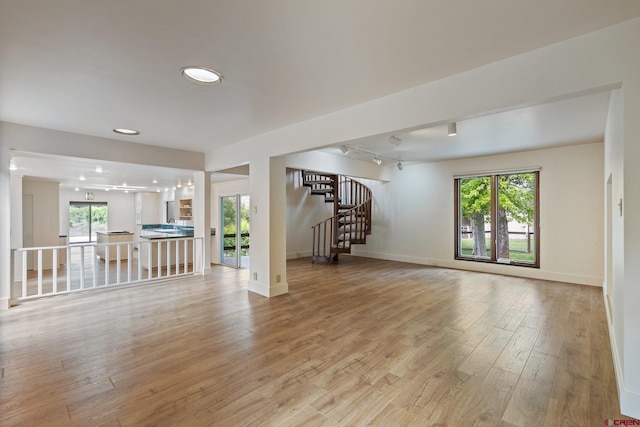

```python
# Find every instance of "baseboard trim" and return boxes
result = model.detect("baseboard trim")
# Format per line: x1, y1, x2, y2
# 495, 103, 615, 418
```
603, 288, 640, 419
287, 250, 312, 260
349, 249, 602, 287
248, 280, 288, 298
0, 297, 10, 310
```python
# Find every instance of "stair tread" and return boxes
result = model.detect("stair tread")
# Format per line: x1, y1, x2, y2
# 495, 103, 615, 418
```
339, 216, 367, 222
305, 180, 334, 185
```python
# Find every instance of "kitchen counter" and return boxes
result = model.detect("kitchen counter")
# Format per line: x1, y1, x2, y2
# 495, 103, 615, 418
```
139, 234, 194, 270
96, 231, 134, 262
140, 231, 192, 239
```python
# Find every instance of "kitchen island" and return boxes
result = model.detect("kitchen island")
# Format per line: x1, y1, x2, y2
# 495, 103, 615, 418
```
96, 231, 134, 262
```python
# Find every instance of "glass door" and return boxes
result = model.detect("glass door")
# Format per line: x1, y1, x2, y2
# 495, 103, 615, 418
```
69, 202, 108, 243
221, 195, 250, 268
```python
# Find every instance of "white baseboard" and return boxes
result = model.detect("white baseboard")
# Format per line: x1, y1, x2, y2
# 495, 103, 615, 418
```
248, 280, 288, 298
287, 250, 312, 260
0, 297, 10, 310
349, 249, 603, 287
603, 288, 640, 419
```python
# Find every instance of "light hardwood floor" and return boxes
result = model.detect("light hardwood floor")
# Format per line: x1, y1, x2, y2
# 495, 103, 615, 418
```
0, 256, 631, 426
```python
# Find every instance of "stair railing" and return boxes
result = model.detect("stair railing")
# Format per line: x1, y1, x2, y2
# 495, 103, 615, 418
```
309, 174, 372, 262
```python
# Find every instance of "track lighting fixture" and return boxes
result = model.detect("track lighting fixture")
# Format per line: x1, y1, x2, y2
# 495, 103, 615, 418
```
339, 144, 404, 170
448, 122, 457, 136
388, 135, 401, 146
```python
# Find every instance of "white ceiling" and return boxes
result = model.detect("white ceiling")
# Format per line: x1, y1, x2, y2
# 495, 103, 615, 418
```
326, 91, 612, 166
1, 1, 637, 187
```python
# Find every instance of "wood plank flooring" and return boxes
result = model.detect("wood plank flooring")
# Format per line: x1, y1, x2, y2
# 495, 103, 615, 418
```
0, 255, 631, 426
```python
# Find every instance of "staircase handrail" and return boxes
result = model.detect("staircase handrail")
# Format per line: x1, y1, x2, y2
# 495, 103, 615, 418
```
308, 172, 372, 262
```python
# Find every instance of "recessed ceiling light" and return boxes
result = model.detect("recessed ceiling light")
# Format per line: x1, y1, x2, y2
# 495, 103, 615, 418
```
95, 166, 103, 173
152, 179, 158, 184
79, 175, 86, 181
105, 188, 110, 192
181, 66, 222, 85
74, 187, 79, 191
113, 128, 139, 136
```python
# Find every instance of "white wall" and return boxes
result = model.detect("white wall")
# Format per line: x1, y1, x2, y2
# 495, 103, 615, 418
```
59, 188, 135, 235
22, 178, 60, 269
351, 143, 604, 285
605, 89, 625, 375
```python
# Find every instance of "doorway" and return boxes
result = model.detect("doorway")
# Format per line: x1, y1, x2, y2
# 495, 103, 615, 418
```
69, 202, 108, 243
221, 194, 250, 268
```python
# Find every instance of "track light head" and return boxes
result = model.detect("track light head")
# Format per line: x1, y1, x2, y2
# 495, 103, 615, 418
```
389, 135, 401, 146
448, 122, 457, 136
397, 162, 404, 170
373, 157, 382, 165
340, 145, 351, 155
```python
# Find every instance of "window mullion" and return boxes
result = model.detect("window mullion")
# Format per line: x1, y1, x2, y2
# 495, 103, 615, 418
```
490, 174, 498, 262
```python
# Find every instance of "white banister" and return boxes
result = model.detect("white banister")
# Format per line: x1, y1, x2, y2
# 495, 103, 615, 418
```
52, 249, 58, 294
93, 246, 98, 288
116, 244, 121, 285
80, 245, 86, 289
127, 244, 132, 283
21, 250, 27, 297
10, 237, 202, 304
37, 250, 43, 295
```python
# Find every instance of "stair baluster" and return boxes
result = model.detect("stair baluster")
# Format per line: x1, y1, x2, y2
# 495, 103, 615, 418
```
302, 170, 372, 263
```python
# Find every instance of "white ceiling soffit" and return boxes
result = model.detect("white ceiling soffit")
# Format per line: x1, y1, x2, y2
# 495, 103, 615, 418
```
1, 1, 639, 154
10, 152, 198, 191
325, 91, 611, 165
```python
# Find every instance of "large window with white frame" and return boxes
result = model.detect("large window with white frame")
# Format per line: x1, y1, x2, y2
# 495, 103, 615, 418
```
454, 170, 539, 267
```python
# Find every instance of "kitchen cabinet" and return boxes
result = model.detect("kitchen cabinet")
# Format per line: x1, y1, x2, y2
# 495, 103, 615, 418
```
179, 198, 192, 220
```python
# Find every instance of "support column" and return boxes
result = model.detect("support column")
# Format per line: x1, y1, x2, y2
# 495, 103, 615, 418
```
248, 156, 288, 297
0, 146, 11, 309
193, 171, 212, 275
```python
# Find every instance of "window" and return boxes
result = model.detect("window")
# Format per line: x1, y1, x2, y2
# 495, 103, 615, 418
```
455, 171, 539, 267
69, 202, 108, 243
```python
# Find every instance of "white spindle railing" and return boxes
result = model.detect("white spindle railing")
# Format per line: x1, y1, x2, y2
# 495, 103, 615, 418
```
10, 237, 203, 303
